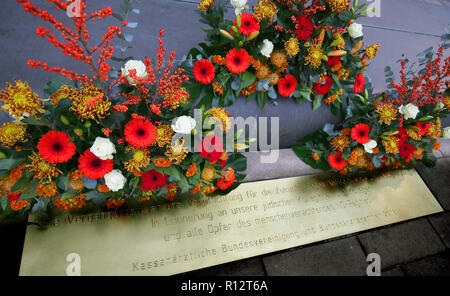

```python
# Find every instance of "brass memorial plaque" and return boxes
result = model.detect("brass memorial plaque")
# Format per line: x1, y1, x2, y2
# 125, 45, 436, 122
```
19, 169, 442, 275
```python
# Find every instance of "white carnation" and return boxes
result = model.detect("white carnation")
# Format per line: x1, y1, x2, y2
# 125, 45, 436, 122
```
348, 22, 363, 38
121, 60, 148, 85
398, 103, 420, 120
90, 137, 116, 160
171, 116, 196, 134
104, 170, 126, 192
443, 127, 450, 139
260, 39, 274, 58
363, 139, 378, 154
231, 0, 248, 15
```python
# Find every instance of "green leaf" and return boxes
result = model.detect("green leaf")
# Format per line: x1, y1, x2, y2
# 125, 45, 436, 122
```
240, 72, 256, 90
161, 166, 181, 180
11, 174, 32, 192
19, 180, 39, 200
0, 159, 25, 170
61, 192, 76, 201
312, 94, 323, 111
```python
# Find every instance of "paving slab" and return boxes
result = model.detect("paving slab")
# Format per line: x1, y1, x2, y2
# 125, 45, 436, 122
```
187, 257, 266, 276
416, 157, 450, 211
428, 212, 450, 249
401, 250, 450, 276
437, 139, 450, 158
358, 218, 446, 269
262, 237, 367, 276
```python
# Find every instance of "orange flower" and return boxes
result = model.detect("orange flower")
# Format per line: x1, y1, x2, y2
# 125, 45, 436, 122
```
97, 184, 110, 192
186, 163, 197, 177
203, 186, 217, 194
35, 182, 59, 197
153, 157, 172, 167
105, 198, 125, 210
340, 128, 351, 136
212, 55, 226, 65
70, 169, 83, 181
191, 184, 203, 194
312, 152, 320, 161
433, 141, 441, 151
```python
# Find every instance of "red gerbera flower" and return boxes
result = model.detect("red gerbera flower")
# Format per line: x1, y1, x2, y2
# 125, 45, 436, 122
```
295, 15, 314, 40
198, 134, 224, 163
141, 169, 167, 191
234, 13, 260, 36
193, 59, 215, 84
124, 119, 157, 148
327, 56, 341, 67
78, 149, 113, 179
399, 142, 415, 163
353, 72, 365, 93
278, 74, 298, 97
37, 130, 76, 163
328, 151, 348, 171
396, 128, 408, 144
225, 48, 250, 74
415, 121, 431, 136
351, 123, 371, 144
313, 76, 333, 95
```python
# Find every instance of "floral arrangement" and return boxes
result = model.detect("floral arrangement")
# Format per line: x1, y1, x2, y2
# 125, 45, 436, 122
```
183, 0, 378, 111
0, 0, 247, 220
292, 42, 449, 174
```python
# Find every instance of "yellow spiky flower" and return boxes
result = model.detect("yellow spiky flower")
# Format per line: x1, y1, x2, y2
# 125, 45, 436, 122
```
163, 87, 189, 110
256, 63, 271, 79
326, 0, 351, 13
426, 119, 442, 138
49, 84, 74, 105
382, 137, 400, 154
406, 128, 422, 141
156, 124, 174, 147
198, 0, 215, 11
365, 43, 380, 60
271, 50, 288, 68
165, 139, 188, 165
253, 0, 278, 22
332, 32, 345, 49
304, 43, 323, 69
123, 145, 151, 176
268, 72, 280, 86
27, 152, 61, 180
284, 37, 300, 57
376, 104, 398, 125
205, 107, 231, 132
0, 79, 44, 120
0, 122, 26, 148
70, 84, 111, 122
444, 96, 450, 111
331, 135, 350, 151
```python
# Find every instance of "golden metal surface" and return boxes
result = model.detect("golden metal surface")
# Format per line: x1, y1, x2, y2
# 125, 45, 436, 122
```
19, 169, 442, 275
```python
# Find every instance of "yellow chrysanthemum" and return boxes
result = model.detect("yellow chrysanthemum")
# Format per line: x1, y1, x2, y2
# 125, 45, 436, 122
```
256, 63, 271, 79
382, 137, 400, 154
0, 122, 26, 148
198, 0, 215, 11
123, 145, 151, 176
406, 128, 422, 141
253, 0, 278, 22
426, 119, 442, 138
165, 139, 188, 165
70, 84, 111, 122
49, 84, 74, 105
27, 152, 60, 180
365, 43, 380, 60
444, 96, 450, 111
326, 0, 351, 13
156, 124, 174, 147
304, 43, 323, 69
68, 179, 84, 192
284, 37, 300, 57
201, 166, 216, 182
0, 79, 44, 119
205, 107, 231, 132
268, 72, 280, 86
376, 104, 397, 125
271, 50, 288, 68
331, 135, 350, 151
